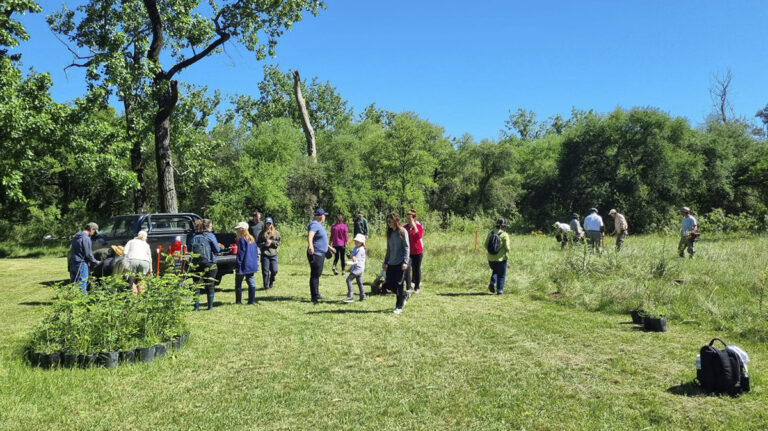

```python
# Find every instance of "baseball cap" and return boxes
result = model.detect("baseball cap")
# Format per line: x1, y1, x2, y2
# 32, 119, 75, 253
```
265, 217, 274, 224
314, 208, 329, 216
85, 222, 99, 232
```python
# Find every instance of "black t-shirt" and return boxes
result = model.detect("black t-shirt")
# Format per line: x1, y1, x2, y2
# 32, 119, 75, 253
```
248, 220, 264, 241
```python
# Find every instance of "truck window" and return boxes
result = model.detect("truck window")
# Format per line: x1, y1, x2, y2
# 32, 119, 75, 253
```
149, 216, 192, 232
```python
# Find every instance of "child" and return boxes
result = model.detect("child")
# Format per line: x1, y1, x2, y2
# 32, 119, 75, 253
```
343, 234, 367, 302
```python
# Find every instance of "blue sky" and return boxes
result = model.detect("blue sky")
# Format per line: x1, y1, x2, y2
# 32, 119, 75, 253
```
12, 0, 768, 140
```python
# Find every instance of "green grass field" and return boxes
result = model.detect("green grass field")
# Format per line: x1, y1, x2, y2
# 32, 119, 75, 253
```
1, 233, 767, 430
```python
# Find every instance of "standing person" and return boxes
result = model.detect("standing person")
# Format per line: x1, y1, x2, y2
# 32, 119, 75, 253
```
343, 234, 368, 303
248, 210, 264, 246
569, 213, 584, 244
383, 212, 410, 314
123, 230, 153, 294
191, 219, 220, 311
330, 214, 349, 275
583, 208, 604, 254
258, 217, 281, 290
307, 208, 335, 303
552, 222, 571, 250
609, 209, 629, 251
678, 206, 698, 258
403, 208, 424, 293
353, 210, 369, 238
485, 218, 511, 295
234, 222, 258, 305
68, 222, 100, 295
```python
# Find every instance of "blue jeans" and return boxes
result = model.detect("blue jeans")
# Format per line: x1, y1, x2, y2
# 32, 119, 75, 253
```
488, 260, 507, 293
235, 273, 256, 304
261, 255, 278, 289
70, 262, 89, 295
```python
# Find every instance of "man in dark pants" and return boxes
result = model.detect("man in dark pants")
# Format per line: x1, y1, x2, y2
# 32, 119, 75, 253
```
307, 208, 335, 303
353, 210, 369, 238
69, 222, 101, 295
609, 209, 629, 251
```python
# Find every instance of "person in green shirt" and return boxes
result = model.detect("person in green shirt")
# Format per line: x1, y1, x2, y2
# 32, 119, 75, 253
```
484, 218, 511, 295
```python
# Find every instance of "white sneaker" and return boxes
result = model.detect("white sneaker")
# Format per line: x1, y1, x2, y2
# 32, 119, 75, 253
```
393, 308, 403, 314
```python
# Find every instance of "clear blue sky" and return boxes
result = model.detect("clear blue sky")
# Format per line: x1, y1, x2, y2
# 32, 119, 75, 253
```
12, 0, 768, 140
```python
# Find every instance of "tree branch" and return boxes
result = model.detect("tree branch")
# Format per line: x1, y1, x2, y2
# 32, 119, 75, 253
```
143, 0, 164, 63
163, 32, 231, 81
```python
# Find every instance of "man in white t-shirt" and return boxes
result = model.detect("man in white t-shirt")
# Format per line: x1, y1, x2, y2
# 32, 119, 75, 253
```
552, 222, 571, 250
583, 208, 604, 254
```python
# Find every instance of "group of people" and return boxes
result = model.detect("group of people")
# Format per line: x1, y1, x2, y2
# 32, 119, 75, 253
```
306, 209, 424, 314
68, 222, 155, 295
553, 208, 629, 253
191, 213, 282, 311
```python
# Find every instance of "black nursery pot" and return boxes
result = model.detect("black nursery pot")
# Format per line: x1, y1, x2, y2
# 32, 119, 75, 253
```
171, 337, 182, 351
27, 349, 40, 367
41, 351, 61, 369
100, 351, 119, 368
630, 310, 645, 324
119, 349, 135, 365
154, 343, 168, 358
137, 346, 155, 363
643, 316, 667, 332
81, 353, 98, 368
62, 352, 80, 368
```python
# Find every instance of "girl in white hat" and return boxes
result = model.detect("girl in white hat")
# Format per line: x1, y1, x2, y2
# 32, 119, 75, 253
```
343, 234, 367, 302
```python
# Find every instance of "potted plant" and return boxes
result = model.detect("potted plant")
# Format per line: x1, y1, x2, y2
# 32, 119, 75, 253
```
643, 306, 668, 332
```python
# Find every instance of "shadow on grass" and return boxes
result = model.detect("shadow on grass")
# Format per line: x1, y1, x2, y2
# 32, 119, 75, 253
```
306, 309, 390, 315
667, 381, 705, 397
39, 279, 70, 287
256, 296, 294, 302
436, 292, 489, 297
18, 301, 54, 306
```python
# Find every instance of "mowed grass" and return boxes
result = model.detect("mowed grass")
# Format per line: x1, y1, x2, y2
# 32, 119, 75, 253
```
1, 233, 767, 430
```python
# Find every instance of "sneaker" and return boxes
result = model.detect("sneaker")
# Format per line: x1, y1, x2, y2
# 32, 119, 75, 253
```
414, 288, 420, 294
332, 266, 338, 275
393, 308, 402, 314
496, 291, 503, 295
317, 294, 326, 300
359, 295, 366, 301
342, 297, 354, 303
489, 285, 496, 293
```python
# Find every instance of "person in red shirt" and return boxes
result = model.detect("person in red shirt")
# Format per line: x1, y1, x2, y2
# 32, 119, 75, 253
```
403, 208, 424, 293
330, 214, 349, 275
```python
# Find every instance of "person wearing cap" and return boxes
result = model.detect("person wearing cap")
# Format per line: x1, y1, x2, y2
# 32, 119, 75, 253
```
68, 222, 100, 295
552, 221, 571, 250
123, 230, 153, 294
330, 214, 349, 276
403, 208, 425, 293
678, 206, 698, 258
383, 212, 410, 313
353, 210, 369, 238
307, 208, 335, 303
248, 210, 264, 244
569, 213, 584, 244
609, 209, 629, 251
485, 218, 511, 295
343, 233, 368, 302
258, 217, 281, 290
234, 222, 259, 304
583, 208, 604, 254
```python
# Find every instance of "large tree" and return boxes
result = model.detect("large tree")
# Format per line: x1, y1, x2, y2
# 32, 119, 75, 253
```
50, 0, 324, 213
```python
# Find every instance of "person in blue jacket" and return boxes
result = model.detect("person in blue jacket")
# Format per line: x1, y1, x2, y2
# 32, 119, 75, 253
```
192, 218, 220, 311
234, 221, 259, 304
68, 222, 101, 295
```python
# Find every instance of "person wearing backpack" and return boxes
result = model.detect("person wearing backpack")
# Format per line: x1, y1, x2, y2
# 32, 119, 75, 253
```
234, 222, 258, 305
191, 218, 220, 311
258, 217, 280, 290
485, 218, 510, 295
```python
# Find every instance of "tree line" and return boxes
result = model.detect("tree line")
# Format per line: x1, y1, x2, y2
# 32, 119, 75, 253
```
2, 1, 767, 240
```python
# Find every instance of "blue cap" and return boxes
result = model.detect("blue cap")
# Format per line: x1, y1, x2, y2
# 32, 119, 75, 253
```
314, 208, 329, 216
265, 217, 274, 224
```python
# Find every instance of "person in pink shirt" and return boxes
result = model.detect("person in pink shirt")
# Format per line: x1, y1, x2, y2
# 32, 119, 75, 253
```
404, 208, 424, 293
330, 214, 349, 275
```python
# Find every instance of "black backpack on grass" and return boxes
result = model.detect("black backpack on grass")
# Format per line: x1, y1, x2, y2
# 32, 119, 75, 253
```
697, 338, 749, 396
487, 230, 501, 254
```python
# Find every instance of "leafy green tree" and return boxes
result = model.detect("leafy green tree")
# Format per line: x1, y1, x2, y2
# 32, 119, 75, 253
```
503, 108, 541, 142
0, 0, 41, 59
49, 0, 325, 213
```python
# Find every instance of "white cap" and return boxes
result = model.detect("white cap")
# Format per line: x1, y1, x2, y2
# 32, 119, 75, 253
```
353, 233, 366, 244
234, 221, 249, 231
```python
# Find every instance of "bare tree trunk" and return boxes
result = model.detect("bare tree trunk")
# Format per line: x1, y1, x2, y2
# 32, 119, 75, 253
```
710, 69, 733, 124
125, 97, 147, 213
154, 80, 179, 213
293, 70, 316, 161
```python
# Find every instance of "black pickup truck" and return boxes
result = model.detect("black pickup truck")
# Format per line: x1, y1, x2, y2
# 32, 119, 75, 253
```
94, 213, 237, 284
